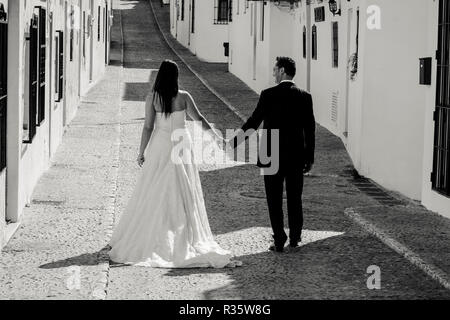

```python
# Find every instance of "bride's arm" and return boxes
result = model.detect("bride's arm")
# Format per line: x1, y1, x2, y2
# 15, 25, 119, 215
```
138, 93, 157, 160
185, 92, 222, 140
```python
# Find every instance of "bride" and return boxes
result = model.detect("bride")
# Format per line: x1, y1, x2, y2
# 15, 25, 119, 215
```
108, 60, 241, 268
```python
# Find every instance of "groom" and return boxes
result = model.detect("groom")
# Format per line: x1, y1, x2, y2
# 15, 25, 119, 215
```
229, 57, 316, 253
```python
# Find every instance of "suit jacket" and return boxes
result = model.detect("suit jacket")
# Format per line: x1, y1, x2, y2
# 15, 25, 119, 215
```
233, 81, 316, 169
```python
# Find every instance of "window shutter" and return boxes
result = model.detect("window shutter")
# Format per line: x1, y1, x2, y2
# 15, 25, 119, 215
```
0, 17, 7, 169
58, 31, 64, 102
37, 6, 46, 124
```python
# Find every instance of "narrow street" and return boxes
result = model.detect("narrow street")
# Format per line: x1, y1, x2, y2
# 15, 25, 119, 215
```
1, 0, 450, 300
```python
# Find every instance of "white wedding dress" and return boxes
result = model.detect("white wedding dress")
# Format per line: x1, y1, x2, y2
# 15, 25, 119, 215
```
109, 109, 234, 268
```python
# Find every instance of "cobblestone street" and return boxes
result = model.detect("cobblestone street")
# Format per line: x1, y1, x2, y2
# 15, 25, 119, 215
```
1, 0, 450, 300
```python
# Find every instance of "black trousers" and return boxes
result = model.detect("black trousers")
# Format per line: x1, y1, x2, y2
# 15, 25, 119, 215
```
264, 166, 304, 247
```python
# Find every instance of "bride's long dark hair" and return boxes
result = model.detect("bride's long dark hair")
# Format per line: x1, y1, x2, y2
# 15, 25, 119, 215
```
153, 60, 179, 117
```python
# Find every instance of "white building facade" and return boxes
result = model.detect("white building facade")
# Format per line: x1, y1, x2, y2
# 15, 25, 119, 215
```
176, 0, 450, 219
0, 0, 113, 249
169, 0, 231, 62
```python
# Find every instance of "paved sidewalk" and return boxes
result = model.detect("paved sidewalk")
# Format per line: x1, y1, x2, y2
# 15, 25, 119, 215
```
0, 8, 124, 299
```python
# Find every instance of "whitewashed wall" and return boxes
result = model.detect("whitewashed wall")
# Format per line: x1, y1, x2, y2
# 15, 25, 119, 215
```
170, 0, 228, 63
2, 0, 112, 249
229, 0, 272, 94
356, 0, 429, 201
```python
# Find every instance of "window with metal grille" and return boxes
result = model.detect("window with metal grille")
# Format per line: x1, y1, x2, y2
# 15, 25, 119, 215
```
214, 0, 231, 24
191, 0, 195, 33
312, 25, 317, 60
229, 0, 232, 22
432, 0, 450, 196
55, 31, 64, 102
332, 21, 338, 68
37, 7, 46, 125
0, 13, 7, 171
302, 26, 307, 59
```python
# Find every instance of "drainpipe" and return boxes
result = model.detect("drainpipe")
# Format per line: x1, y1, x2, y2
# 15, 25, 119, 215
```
6, 0, 21, 223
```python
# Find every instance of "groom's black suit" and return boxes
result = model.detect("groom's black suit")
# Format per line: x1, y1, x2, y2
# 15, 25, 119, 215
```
232, 81, 316, 247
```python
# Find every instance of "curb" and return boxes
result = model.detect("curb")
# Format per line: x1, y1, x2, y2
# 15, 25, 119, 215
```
91, 8, 124, 300
344, 207, 450, 292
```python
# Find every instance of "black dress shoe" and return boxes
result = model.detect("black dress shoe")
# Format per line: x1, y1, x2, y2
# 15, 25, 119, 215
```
289, 242, 299, 248
269, 244, 284, 253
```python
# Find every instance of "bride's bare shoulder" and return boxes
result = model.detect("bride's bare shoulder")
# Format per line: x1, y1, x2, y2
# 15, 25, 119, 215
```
178, 90, 193, 103
178, 90, 190, 97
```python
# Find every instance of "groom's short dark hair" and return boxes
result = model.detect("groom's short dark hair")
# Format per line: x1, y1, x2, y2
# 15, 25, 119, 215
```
276, 57, 296, 77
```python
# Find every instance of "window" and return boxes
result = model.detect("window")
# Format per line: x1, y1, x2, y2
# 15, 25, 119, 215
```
331, 22, 338, 68
37, 7, 46, 125
356, 9, 360, 56
312, 25, 317, 60
432, 0, 450, 196
302, 26, 307, 59
191, 0, 195, 33
260, 2, 264, 41
0, 13, 7, 170
214, 0, 231, 24
314, 6, 325, 22
105, 3, 109, 64
70, 6, 74, 61
103, 7, 106, 42
55, 31, 64, 102
83, 12, 86, 58
98, 6, 101, 41
181, 0, 184, 21
25, 15, 39, 143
